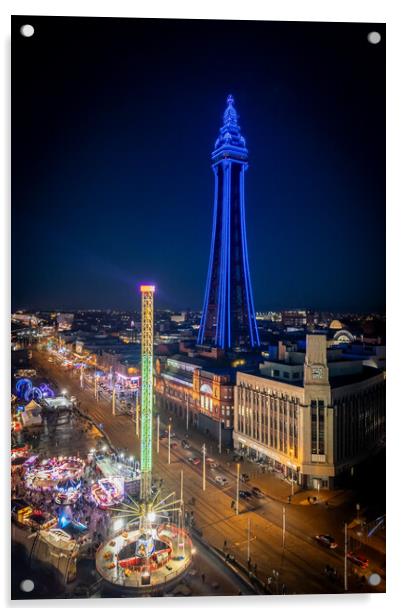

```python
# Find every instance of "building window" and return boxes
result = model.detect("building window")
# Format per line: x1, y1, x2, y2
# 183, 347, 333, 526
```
311, 400, 325, 455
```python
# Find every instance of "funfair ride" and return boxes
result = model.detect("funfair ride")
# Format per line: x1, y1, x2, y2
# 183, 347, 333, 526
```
96, 285, 192, 591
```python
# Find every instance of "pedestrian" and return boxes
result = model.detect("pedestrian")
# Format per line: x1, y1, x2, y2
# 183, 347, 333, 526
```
201, 573, 206, 584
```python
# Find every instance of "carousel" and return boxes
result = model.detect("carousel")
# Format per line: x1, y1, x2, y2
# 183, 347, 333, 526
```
54, 478, 82, 505
24, 456, 85, 492
91, 477, 124, 509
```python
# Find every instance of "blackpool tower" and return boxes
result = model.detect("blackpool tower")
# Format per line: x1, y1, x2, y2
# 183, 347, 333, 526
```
197, 95, 260, 350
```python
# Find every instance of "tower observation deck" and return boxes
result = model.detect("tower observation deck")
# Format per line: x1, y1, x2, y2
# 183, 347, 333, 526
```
197, 95, 260, 350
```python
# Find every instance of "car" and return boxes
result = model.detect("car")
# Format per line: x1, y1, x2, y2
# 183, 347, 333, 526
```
239, 490, 252, 500
161, 429, 176, 438
241, 473, 250, 482
347, 552, 369, 569
251, 486, 264, 498
314, 534, 338, 549
214, 475, 229, 487
181, 440, 190, 449
188, 457, 201, 466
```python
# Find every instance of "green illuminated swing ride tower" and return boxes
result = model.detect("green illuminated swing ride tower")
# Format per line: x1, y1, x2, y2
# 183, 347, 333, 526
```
110, 284, 182, 532
140, 284, 155, 501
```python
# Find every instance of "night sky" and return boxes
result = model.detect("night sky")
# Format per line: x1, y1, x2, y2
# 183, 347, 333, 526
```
12, 17, 385, 313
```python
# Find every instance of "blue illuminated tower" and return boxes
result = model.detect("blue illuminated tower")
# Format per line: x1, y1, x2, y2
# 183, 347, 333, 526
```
198, 95, 260, 349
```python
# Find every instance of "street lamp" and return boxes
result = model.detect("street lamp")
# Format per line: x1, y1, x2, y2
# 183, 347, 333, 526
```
112, 385, 116, 417
202, 443, 206, 491
236, 463, 240, 515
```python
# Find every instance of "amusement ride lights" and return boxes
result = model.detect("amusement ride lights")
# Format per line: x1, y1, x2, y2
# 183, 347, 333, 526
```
110, 285, 182, 535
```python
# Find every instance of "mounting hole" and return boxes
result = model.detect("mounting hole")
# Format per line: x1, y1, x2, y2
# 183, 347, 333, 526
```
368, 573, 381, 586
367, 31, 381, 45
20, 24, 35, 38
20, 579, 34, 592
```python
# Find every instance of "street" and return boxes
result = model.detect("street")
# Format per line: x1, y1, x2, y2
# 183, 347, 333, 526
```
32, 349, 385, 595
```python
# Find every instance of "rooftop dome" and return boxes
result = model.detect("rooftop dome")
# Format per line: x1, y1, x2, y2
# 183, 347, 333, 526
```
329, 319, 343, 330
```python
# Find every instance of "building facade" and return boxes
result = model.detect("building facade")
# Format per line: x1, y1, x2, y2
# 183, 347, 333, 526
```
233, 335, 385, 488
155, 354, 235, 446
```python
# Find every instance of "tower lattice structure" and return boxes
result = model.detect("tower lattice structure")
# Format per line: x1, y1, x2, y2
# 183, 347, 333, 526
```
198, 95, 260, 350
140, 284, 155, 501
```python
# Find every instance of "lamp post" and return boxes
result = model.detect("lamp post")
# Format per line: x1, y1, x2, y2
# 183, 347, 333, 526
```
202, 443, 206, 491
236, 463, 240, 515
112, 385, 116, 417
168, 424, 171, 465
218, 419, 222, 455
247, 517, 251, 562
282, 505, 286, 550
156, 414, 160, 454
186, 394, 189, 433
80, 364, 83, 389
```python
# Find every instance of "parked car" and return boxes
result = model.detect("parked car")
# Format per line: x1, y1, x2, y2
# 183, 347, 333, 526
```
241, 473, 250, 482
315, 534, 338, 549
239, 490, 252, 500
189, 457, 201, 466
214, 475, 229, 487
251, 486, 264, 498
347, 552, 369, 569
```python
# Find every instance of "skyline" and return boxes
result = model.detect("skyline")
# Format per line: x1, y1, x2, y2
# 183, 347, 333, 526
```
12, 17, 385, 313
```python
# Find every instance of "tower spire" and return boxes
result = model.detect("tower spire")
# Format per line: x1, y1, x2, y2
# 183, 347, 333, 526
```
214, 94, 246, 150
198, 97, 259, 350
223, 94, 238, 128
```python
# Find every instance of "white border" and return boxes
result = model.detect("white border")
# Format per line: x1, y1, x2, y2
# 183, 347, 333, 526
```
1, 1, 401, 615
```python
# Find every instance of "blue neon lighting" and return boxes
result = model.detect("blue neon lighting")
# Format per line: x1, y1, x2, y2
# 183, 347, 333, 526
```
198, 167, 219, 344
198, 95, 260, 350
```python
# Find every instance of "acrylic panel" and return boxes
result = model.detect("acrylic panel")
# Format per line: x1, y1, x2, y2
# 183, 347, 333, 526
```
11, 16, 385, 600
